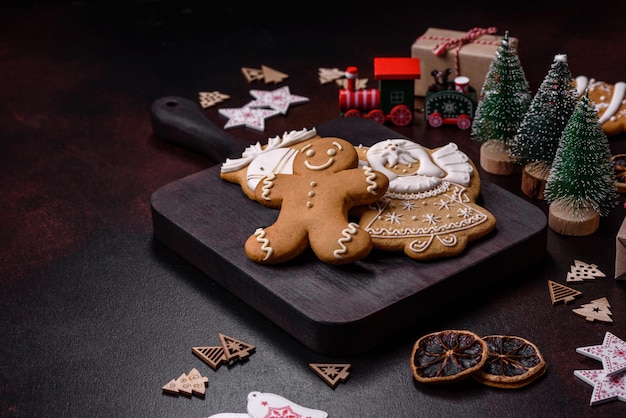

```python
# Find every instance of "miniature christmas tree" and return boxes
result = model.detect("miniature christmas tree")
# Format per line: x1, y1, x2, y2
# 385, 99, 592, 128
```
544, 92, 618, 236
509, 54, 578, 199
471, 31, 532, 175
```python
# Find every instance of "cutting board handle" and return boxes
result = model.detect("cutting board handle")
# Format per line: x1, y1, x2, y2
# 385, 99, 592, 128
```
150, 96, 249, 162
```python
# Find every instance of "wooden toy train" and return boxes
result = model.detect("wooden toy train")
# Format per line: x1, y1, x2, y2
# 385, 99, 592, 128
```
424, 68, 477, 129
339, 58, 477, 129
339, 57, 420, 127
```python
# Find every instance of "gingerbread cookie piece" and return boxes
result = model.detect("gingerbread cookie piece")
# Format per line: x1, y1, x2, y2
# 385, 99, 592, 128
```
245, 136, 389, 265
575, 76, 626, 136
354, 139, 496, 260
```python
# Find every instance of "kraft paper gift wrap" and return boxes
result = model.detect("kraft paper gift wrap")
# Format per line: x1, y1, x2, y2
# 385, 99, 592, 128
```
411, 27, 518, 97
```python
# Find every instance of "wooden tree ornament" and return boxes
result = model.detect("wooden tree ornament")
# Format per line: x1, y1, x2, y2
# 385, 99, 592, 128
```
309, 363, 351, 388
192, 333, 255, 370
573, 297, 613, 323
548, 280, 582, 305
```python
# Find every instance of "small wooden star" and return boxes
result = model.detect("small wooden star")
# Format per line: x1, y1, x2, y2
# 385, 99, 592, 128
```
577, 332, 626, 376
218, 104, 280, 131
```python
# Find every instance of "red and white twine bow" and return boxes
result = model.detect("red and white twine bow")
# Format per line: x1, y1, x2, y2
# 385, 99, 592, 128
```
419, 27, 499, 77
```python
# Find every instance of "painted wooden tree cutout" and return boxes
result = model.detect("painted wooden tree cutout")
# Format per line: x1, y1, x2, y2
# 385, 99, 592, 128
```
318, 67, 345, 84
573, 297, 613, 323
547, 280, 582, 305
192, 345, 227, 370
261, 65, 289, 84
162, 368, 208, 397
218, 333, 256, 361
576, 332, 626, 376
241, 67, 265, 83
241, 65, 288, 84
309, 363, 351, 388
198, 91, 230, 109
336, 77, 368, 90
566, 259, 606, 282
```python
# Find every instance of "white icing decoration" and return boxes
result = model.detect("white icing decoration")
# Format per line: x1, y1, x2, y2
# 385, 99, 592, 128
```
260, 172, 276, 201
575, 75, 588, 97
598, 82, 626, 124
221, 127, 317, 173
366, 139, 472, 193
361, 183, 491, 255
254, 228, 273, 261
302, 141, 344, 171
246, 148, 297, 191
362, 165, 379, 195
333, 222, 360, 259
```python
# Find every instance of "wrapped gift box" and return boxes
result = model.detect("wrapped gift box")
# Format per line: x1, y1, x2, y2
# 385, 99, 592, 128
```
411, 28, 518, 97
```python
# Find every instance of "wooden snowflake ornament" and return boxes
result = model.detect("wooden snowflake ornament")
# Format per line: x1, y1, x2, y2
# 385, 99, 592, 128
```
309, 363, 351, 388
547, 280, 582, 305
573, 297, 613, 323
577, 332, 626, 376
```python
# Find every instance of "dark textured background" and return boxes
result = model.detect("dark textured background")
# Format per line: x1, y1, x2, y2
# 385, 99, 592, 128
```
2, 1, 626, 417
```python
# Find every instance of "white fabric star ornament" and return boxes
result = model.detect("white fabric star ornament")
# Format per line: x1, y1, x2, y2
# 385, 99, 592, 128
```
577, 332, 626, 376
218, 104, 280, 131
574, 368, 626, 405
248, 86, 309, 114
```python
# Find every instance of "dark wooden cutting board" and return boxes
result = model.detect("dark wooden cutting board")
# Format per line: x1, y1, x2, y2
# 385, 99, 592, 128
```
150, 99, 547, 356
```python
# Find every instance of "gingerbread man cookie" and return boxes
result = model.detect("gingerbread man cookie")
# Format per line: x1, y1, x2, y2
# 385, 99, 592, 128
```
354, 139, 496, 260
245, 136, 388, 265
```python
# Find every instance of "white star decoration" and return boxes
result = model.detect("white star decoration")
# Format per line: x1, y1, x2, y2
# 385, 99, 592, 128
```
218, 104, 280, 131
577, 332, 626, 376
574, 369, 626, 406
248, 86, 309, 114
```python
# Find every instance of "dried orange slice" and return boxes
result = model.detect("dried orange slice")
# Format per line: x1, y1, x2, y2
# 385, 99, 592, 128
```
410, 330, 488, 383
473, 335, 547, 389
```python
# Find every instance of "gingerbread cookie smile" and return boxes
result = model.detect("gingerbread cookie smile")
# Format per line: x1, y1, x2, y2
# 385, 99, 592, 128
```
302, 141, 342, 170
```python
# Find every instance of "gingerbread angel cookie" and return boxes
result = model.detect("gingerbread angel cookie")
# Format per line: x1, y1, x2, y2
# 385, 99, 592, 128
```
575, 76, 626, 136
245, 136, 389, 265
354, 139, 496, 260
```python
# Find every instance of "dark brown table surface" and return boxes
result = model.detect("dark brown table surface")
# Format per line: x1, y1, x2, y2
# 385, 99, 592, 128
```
2, 1, 626, 417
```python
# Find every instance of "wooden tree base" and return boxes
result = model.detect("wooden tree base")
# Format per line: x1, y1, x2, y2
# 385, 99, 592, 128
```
521, 162, 550, 200
548, 201, 600, 236
480, 140, 522, 175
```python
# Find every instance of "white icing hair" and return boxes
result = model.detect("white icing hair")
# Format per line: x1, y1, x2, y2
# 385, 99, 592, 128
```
221, 127, 317, 173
